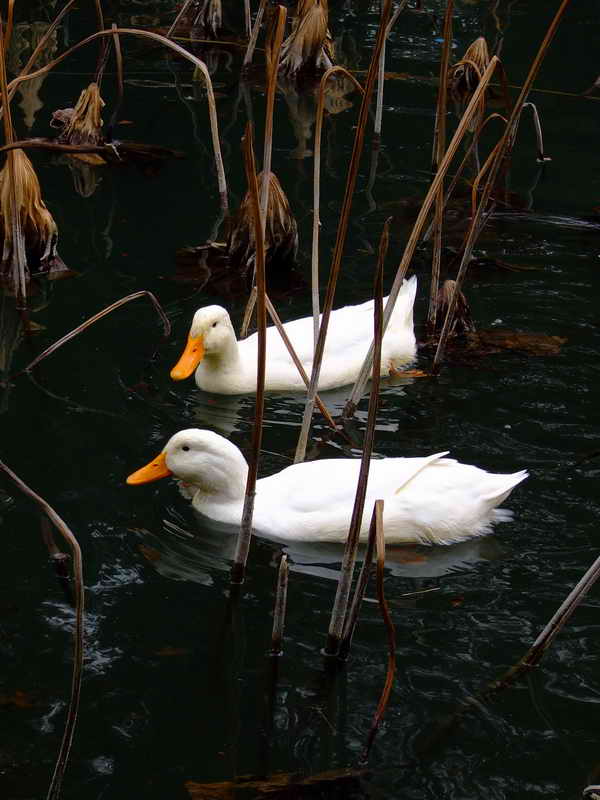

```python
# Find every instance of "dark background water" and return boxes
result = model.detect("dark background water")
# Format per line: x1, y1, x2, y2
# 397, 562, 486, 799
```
1, 1, 600, 798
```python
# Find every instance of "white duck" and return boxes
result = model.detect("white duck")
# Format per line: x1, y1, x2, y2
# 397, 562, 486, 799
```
126, 429, 528, 546
170, 276, 417, 393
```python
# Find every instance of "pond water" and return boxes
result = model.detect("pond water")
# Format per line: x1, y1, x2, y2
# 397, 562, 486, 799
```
1, 1, 600, 798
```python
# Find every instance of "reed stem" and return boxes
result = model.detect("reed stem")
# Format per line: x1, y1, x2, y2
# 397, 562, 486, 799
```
0, 462, 84, 800
295, 0, 392, 462
325, 221, 387, 657
231, 124, 267, 585
270, 554, 289, 655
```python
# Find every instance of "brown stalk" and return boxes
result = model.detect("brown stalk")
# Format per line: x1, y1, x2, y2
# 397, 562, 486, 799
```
422, 111, 508, 244
311, 67, 363, 352
5, 0, 14, 52
270, 554, 289, 655
279, 0, 332, 78
374, 0, 409, 136
427, 0, 454, 336
433, 0, 572, 372
241, 6, 287, 336
7, 28, 229, 211
0, 461, 84, 800
244, 0, 251, 39
324, 219, 387, 657
231, 123, 266, 585
337, 501, 379, 661
362, 499, 395, 761
418, 552, 600, 757
0, 20, 64, 305
295, 0, 392, 463
106, 25, 124, 143
343, 55, 501, 418
13, 291, 170, 378
166, 0, 194, 38
243, 0, 268, 67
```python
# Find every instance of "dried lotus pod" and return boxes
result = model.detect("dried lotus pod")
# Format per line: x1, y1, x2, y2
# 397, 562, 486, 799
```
448, 37, 490, 129
434, 279, 475, 338
0, 149, 66, 298
227, 171, 298, 275
280, 0, 334, 78
52, 82, 105, 146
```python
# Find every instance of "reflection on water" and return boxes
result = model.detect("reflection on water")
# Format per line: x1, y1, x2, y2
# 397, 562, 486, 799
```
138, 504, 503, 586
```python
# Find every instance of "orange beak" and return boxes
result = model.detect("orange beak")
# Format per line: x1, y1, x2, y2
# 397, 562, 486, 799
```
170, 335, 204, 381
126, 451, 172, 485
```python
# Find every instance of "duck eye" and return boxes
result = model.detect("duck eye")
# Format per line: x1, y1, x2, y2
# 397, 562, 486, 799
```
182, 445, 190, 452
212, 321, 218, 328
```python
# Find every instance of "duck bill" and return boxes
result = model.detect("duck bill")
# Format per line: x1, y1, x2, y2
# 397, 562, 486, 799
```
170, 335, 204, 381
126, 452, 172, 485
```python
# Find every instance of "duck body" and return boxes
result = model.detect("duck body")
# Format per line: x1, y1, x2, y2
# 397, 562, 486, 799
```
170, 276, 417, 394
127, 429, 528, 546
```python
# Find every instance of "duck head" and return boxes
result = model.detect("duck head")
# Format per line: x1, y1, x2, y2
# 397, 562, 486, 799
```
170, 306, 236, 381
127, 429, 248, 500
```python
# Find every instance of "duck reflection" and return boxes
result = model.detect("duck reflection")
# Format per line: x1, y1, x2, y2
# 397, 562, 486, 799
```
139, 504, 503, 586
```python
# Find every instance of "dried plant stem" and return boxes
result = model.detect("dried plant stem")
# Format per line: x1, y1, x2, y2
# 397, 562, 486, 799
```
324, 221, 387, 657
106, 25, 124, 142
14, 291, 170, 378
311, 67, 364, 352
427, 0, 454, 335
244, 0, 251, 38
433, 0, 572, 371
231, 124, 266, 585
270, 554, 289, 655
343, 55, 500, 418
375, 0, 409, 136
418, 552, 600, 757
241, 6, 287, 336
166, 0, 194, 38
5, 0, 14, 52
295, 0, 392, 463
260, 7, 286, 228
243, 0, 268, 67
264, 296, 338, 431
7, 28, 228, 211
362, 501, 395, 761
522, 101, 550, 162
338, 501, 379, 660
0, 461, 84, 800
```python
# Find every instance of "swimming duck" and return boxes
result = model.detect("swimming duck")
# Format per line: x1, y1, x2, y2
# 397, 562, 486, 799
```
126, 429, 528, 545
170, 276, 417, 394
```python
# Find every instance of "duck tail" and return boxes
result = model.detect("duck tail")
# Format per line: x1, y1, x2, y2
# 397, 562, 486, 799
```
389, 274, 417, 331
484, 468, 529, 508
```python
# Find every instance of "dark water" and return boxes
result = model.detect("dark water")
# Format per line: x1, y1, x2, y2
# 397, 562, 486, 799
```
2, 1, 600, 798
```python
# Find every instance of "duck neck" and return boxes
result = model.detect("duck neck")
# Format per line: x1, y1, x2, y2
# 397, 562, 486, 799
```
204, 331, 242, 375
188, 449, 248, 506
